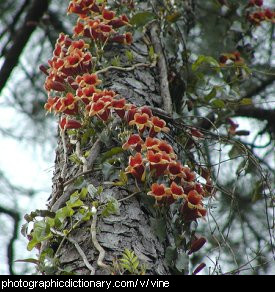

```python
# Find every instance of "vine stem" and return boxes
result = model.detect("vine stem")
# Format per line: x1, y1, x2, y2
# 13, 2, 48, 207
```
90, 213, 109, 272
51, 228, 95, 275
95, 62, 154, 75
150, 21, 173, 115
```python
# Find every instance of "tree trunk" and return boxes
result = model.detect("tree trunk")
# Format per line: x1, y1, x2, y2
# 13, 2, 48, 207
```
46, 38, 171, 275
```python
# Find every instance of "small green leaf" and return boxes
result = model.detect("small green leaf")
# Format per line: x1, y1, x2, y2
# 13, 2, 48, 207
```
101, 198, 120, 217
166, 12, 181, 23
150, 217, 166, 243
125, 50, 134, 63
240, 98, 252, 105
192, 55, 219, 71
204, 88, 217, 103
79, 187, 88, 200
15, 258, 39, 265
130, 12, 156, 27
228, 144, 244, 159
101, 147, 123, 162
165, 246, 177, 267
211, 99, 225, 108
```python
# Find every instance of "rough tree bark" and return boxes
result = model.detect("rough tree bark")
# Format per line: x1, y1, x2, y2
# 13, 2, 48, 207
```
46, 37, 173, 275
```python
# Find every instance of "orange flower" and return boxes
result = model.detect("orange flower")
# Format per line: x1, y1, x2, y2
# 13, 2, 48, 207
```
86, 100, 111, 121
125, 153, 145, 181
143, 137, 160, 151
76, 73, 101, 87
180, 201, 207, 222
102, 9, 115, 21
167, 162, 186, 179
111, 98, 130, 119
147, 150, 170, 177
188, 237, 207, 255
108, 14, 130, 28
157, 141, 176, 159
122, 134, 143, 152
44, 97, 59, 113
170, 182, 186, 199
182, 167, 196, 182
129, 112, 150, 132
59, 117, 82, 130
109, 32, 133, 45
149, 116, 169, 137
147, 183, 170, 201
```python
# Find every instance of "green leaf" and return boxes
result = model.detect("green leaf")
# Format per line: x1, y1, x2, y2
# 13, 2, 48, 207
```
81, 128, 95, 146
101, 198, 120, 217
204, 88, 217, 103
79, 187, 88, 200
192, 55, 219, 71
130, 12, 156, 27
66, 191, 84, 208
102, 162, 116, 180
166, 12, 181, 23
165, 246, 177, 267
228, 144, 244, 159
55, 206, 74, 226
240, 98, 252, 105
15, 258, 39, 265
101, 147, 123, 162
88, 184, 98, 198
211, 99, 225, 108
150, 217, 166, 243
69, 153, 82, 165
113, 170, 128, 186
125, 50, 134, 63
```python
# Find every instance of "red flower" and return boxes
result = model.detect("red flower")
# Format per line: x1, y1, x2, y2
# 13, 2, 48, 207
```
126, 105, 137, 123
167, 162, 186, 179
87, 101, 110, 121
59, 117, 82, 130
122, 134, 143, 152
149, 116, 169, 137
180, 201, 207, 222
109, 32, 133, 45
187, 190, 203, 206
170, 182, 186, 199
125, 153, 145, 181
182, 167, 196, 182
147, 183, 170, 201
44, 96, 59, 113
111, 98, 129, 119
108, 14, 130, 28
147, 150, 170, 177
143, 137, 160, 151
129, 112, 150, 132
193, 263, 206, 275
102, 9, 115, 21
188, 237, 207, 255
76, 73, 101, 87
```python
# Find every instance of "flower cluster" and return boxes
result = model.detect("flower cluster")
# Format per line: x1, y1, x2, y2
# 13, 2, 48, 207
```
219, 51, 244, 66
69, 0, 132, 45
246, 0, 274, 25
41, 0, 210, 225
123, 131, 208, 221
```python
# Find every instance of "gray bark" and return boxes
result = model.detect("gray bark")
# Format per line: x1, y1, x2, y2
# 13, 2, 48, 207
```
46, 38, 171, 275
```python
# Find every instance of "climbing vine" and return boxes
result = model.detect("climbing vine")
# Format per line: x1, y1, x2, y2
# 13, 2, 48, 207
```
20, 0, 274, 275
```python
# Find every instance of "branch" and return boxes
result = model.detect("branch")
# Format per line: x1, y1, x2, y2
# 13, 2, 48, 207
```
243, 75, 275, 100
0, 206, 20, 275
234, 106, 275, 131
0, 0, 50, 94
150, 22, 173, 115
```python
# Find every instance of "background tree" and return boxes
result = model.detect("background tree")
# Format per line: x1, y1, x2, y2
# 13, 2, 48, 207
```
0, 0, 274, 275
